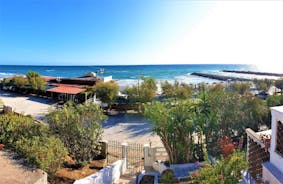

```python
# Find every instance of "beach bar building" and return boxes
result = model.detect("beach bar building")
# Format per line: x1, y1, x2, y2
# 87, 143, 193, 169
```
43, 73, 101, 102
243, 106, 283, 184
1, 71, 112, 103
47, 85, 86, 102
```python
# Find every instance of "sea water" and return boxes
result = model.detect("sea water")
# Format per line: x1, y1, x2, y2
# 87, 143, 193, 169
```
0, 64, 274, 89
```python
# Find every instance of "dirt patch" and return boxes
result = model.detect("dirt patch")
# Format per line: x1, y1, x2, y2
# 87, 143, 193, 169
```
50, 159, 106, 184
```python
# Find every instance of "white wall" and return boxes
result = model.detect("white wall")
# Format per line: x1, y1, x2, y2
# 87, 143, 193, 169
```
74, 159, 126, 184
103, 76, 112, 82
270, 106, 283, 173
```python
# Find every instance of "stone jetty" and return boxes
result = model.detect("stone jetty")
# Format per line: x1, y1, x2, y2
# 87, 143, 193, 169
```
222, 70, 283, 77
191, 72, 249, 81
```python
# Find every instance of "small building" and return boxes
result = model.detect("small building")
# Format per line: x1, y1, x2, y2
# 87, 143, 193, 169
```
47, 85, 86, 102
2, 72, 113, 103
244, 106, 283, 184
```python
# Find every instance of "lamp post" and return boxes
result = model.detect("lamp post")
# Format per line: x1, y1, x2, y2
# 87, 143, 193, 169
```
100, 68, 104, 81
137, 71, 140, 97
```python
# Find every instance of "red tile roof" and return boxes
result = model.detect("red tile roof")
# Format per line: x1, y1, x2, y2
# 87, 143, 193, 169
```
47, 86, 86, 95
50, 83, 86, 88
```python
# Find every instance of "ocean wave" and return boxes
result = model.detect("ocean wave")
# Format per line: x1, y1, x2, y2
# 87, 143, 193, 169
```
45, 69, 55, 72
0, 72, 15, 78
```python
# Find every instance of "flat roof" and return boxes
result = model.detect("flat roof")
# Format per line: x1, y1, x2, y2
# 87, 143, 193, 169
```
47, 86, 86, 95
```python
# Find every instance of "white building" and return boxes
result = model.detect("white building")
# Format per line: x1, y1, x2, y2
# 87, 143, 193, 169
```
245, 106, 283, 184
262, 106, 283, 184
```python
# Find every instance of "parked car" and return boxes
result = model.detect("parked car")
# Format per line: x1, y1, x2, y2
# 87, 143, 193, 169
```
255, 91, 269, 100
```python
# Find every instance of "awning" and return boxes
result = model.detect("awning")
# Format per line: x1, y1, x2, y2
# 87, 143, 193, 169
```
47, 86, 86, 95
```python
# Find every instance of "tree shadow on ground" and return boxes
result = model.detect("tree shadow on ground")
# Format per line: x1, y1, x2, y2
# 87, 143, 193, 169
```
103, 113, 154, 137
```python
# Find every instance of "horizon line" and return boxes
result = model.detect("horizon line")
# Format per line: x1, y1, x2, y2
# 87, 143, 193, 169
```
0, 63, 252, 67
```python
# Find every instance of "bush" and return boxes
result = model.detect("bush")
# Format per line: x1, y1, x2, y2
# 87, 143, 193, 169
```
161, 80, 193, 99
0, 113, 67, 174
16, 136, 67, 174
125, 76, 157, 103
13, 75, 28, 88
46, 102, 106, 166
0, 113, 48, 148
26, 71, 46, 91
267, 95, 283, 107
228, 82, 250, 95
217, 137, 234, 158
94, 80, 119, 105
190, 151, 247, 184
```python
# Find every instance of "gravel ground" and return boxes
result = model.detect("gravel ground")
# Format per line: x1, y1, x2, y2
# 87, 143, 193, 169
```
0, 150, 47, 184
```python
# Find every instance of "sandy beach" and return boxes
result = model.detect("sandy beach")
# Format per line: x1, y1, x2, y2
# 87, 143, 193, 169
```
0, 90, 163, 146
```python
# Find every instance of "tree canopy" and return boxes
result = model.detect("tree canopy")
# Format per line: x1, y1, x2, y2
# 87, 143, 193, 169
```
94, 80, 119, 105
46, 102, 106, 165
26, 71, 46, 91
161, 80, 193, 99
190, 151, 247, 184
144, 100, 200, 164
125, 76, 157, 103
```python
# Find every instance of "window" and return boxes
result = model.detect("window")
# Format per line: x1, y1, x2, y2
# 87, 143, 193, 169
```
276, 121, 283, 156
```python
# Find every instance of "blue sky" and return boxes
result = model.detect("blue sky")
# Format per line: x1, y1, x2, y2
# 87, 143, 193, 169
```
0, 0, 282, 69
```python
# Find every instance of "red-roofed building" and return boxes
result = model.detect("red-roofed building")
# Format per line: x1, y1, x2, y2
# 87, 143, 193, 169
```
47, 86, 87, 102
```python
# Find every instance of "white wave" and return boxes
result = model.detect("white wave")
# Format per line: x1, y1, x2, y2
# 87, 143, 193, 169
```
0, 72, 15, 78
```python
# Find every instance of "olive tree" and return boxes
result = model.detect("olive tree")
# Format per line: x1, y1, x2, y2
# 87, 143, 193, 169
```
125, 76, 157, 103
228, 82, 250, 95
94, 80, 119, 105
253, 78, 273, 93
46, 102, 106, 166
13, 75, 28, 88
26, 71, 46, 91
161, 80, 193, 99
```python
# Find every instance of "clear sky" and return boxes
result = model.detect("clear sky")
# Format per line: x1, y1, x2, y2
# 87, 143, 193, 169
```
0, 0, 282, 69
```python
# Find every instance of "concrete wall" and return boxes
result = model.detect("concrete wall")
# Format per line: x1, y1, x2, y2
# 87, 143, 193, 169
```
74, 159, 126, 184
270, 107, 283, 172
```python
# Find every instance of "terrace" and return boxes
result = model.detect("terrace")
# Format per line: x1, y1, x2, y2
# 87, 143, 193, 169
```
244, 106, 283, 184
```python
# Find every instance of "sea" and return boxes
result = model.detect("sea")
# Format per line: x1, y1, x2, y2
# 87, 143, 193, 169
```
0, 64, 279, 89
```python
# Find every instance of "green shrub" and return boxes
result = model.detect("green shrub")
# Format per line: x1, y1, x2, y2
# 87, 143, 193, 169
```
125, 76, 157, 103
13, 75, 28, 88
161, 80, 193, 99
26, 71, 46, 91
267, 95, 283, 107
46, 102, 106, 166
190, 151, 247, 184
0, 113, 48, 148
16, 136, 67, 174
94, 80, 119, 105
